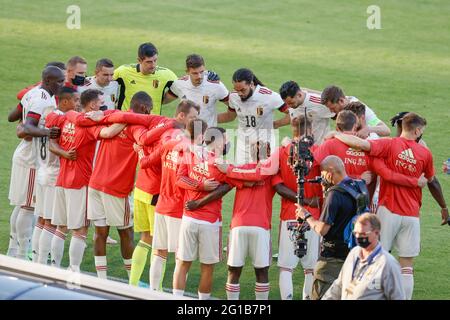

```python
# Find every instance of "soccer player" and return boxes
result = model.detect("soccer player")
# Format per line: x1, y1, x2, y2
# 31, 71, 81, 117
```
164, 54, 230, 127
174, 124, 244, 299
320, 85, 391, 138
128, 115, 175, 286
46, 89, 126, 270
88, 92, 168, 279
334, 112, 448, 299
79, 58, 119, 110
276, 80, 335, 145
272, 116, 322, 300
146, 100, 200, 291
8, 66, 64, 260
114, 42, 177, 113
216, 143, 278, 300
15, 61, 67, 103
65, 56, 88, 88
217, 68, 288, 164
313, 110, 373, 184
31, 87, 80, 264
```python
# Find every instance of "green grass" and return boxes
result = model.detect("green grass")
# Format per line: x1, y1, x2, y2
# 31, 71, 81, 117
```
0, 0, 449, 299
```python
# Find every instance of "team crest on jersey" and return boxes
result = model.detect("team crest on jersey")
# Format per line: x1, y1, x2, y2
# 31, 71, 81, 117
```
110, 94, 116, 102
153, 80, 159, 88
256, 107, 264, 116
203, 95, 209, 104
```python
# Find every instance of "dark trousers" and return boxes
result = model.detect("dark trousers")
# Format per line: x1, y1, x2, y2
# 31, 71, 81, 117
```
311, 256, 345, 300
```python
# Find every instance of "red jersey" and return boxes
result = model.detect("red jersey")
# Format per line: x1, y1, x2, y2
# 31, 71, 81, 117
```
153, 129, 190, 217
89, 124, 148, 198
314, 137, 371, 179
17, 82, 40, 101
272, 144, 322, 220
369, 137, 434, 217
46, 112, 102, 189
176, 148, 242, 223
226, 163, 276, 230
135, 119, 174, 195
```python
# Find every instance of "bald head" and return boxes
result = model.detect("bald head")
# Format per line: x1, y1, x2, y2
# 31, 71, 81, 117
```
42, 66, 64, 81
41, 66, 65, 96
320, 155, 346, 174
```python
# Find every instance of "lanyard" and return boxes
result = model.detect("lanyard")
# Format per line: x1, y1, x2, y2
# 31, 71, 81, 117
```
351, 245, 382, 281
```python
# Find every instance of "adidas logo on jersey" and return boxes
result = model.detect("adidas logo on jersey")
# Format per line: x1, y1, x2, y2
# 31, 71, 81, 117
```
346, 148, 366, 157
398, 148, 416, 164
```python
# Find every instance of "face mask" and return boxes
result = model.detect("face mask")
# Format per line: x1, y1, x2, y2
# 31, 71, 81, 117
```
356, 236, 371, 248
99, 105, 108, 111
223, 142, 231, 156
72, 75, 85, 86
416, 134, 423, 143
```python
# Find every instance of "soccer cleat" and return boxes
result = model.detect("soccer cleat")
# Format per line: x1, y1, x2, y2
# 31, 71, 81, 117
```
106, 236, 118, 245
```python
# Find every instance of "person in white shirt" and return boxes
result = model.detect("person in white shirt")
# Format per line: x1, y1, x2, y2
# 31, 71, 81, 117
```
164, 54, 229, 127
322, 213, 405, 300
276, 80, 335, 145
217, 68, 288, 164
10, 66, 64, 260
79, 58, 119, 110
320, 85, 391, 139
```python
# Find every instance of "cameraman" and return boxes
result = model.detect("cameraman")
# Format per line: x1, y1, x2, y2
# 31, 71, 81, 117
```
272, 115, 322, 300
295, 155, 357, 300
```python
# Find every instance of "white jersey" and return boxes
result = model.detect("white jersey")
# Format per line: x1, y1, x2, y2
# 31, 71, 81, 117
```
36, 109, 63, 186
13, 87, 57, 169
229, 85, 285, 164
79, 77, 119, 110
288, 91, 335, 145
347, 96, 381, 127
169, 73, 229, 127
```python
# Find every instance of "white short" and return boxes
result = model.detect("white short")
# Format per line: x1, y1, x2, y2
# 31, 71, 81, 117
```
52, 186, 89, 230
227, 226, 271, 268
35, 184, 56, 220
152, 212, 182, 252
88, 187, 133, 228
9, 162, 36, 208
377, 205, 420, 257
176, 217, 222, 264
277, 220, 320, 270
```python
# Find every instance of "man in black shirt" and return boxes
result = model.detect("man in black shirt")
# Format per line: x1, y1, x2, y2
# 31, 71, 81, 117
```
296, 155, 357, 300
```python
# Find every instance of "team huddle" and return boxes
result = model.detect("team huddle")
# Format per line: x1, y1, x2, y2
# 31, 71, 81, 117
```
5, 42, 448, 300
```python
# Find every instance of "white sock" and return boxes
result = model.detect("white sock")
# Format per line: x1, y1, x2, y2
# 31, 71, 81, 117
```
38, 226, 55, 264
279, 268, 293, 300
401, 267, 414, 300
149, 254, 166, 291
31, 222, 44, 262
303, 269, 314, 300
69, 233, 86, 272
198, 292, 211, 300
95, 256, 108, 279
173, 289, 184, 296
16, 208, 34, 260
255, 282, 270, 300
7, 206, 20, 257
51, 229, 66, 267
225, 283, 240, 300
123, 258, 132, 278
